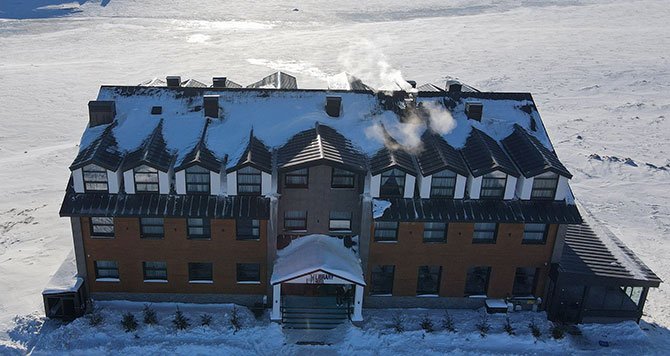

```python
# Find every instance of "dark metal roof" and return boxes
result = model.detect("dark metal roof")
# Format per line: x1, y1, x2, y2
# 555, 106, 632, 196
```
181, 79, 208, 88
375, 198, 582, 224
461, 128, 519, 177
247, 72, 298, 89
70, 122, 124, 171
227, 131, 272, 173
502, 125, 572, 178
121, 120, 173, 172
416, 83, 444, 93
369, 147, 417, 176
277, 123, 367, 173
416, 131, 469, 177
59, 183, 270, 219
174, 119, 224, 173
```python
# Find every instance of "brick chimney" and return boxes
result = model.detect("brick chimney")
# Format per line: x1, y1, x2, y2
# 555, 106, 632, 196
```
88, 101, 116, 127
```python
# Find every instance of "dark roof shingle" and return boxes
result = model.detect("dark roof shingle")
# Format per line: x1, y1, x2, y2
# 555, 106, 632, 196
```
121, 119, 173, 172
461, 128, 519, 177
416, 131, 469, 177
502, 124, 572, 178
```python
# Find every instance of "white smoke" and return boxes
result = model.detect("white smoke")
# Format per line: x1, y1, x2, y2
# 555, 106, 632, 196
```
423, 101, 457, 135
337, 39, 412, 91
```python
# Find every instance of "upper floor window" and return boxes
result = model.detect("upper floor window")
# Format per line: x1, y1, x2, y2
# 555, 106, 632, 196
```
186, 166, 210, 194
370, 265, 395, 295
188, 262, 213, 282
531, 172, 559, 200
143, 261, 167, 281
480, 171, 507, 199
380, 168, 405, 197
423, 222, 447, 243
90, 217, 114, 238
374, 221, 398, 242
83, 164, 108, 192
134, 165, 159, 193
237, 166, 261, 195
430, 170, 457, 198
284, 211, 307, 231
140, 217, 164, 238
329, 211, 352, 232
473, 223, 497, 244
94, 260, 119, 280
187, 218, 210, 239
522, 223, 548, 244
417, 265, 442, 296
512, 267, 538, 297
464, 266, 491, 296
285, 168, 308, 188
237, 219, 260, 240
332, 168, 355, 188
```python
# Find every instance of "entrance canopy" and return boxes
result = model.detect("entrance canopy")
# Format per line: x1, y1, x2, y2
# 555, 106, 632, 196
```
271, 234, 365, 286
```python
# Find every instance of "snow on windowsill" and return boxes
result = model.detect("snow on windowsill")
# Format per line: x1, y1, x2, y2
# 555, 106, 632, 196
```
189, 280, 214, 284
91, 236, 115, 239
96, 278, 120, 283
144, 279, 168, 283
417, 294, 440, 298
237, 281, 261, 284
375, 240, 397, 243
370, 294, 393, 297
468, 295, 488, 299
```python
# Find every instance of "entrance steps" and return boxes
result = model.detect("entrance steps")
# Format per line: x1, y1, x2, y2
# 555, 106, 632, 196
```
281, 297, 350, 330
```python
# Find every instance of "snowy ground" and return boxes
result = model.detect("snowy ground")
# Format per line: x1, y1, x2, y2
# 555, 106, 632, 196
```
0, 0, 669, 353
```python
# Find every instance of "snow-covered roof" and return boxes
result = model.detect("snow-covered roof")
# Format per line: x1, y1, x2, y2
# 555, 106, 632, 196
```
271, 234, 365, 285
42, 250, 84, 295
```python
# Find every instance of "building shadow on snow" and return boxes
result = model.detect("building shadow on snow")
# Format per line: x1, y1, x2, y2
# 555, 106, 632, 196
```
0, 0, 111, 20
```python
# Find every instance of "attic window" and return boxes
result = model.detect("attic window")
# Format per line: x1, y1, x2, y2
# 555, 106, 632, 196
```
325, 96, 342, 117
151, 106, 162, 115
465, 102, 483, 121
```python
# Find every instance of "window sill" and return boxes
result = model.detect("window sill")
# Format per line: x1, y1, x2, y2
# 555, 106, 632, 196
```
285, 230, 307, 233
423, 240, 447, 244
370, 293, 392, 297
91, 236, 115, 239
144, 279, 168, 283
96, 278, 120, 282
375, 240, 398, 243
187, 237, 211, 241
236, 238, 261, 241
467, 295, 488, 299
140, 237, 164, 240
416, 294, 440, 298
521, 240, 547, 245
237, 281, 261, 285
472, 240, 496, 244
189, 280, 214, 284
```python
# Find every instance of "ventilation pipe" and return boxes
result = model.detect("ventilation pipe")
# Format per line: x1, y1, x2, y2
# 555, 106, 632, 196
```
465, 102, 483, 121
203, 95, 220, 118
88, 101, 116, 127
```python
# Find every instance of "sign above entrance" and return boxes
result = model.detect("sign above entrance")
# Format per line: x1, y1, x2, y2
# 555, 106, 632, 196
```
284, 271, 351, 285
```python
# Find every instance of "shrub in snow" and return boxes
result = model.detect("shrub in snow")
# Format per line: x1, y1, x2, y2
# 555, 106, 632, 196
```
441, 310, 456, 333
172, 308, 190, 330
420, 314, 434, 333
475, 313, 491, 337
121, 313, 138, 332
503, 317, 515, 335
391, 313, 405, 333
528, 319, 542, 339
229, 307, 242, 332
143, 304, 158, 325
87, 307, 104, 327
201, 313, 213, 327
551, 324, 565, 339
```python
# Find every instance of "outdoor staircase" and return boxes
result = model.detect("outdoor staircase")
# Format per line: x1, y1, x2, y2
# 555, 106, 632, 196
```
281, 296, 350, 330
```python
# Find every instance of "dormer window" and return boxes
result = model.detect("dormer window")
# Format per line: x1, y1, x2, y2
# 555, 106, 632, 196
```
480, 171, 507, 199
284, 168, 309, 188
237, 166, 261, 195
531, 172, 559, 200
82, 164, 108, 192
134, 165, 159, 192
185, 166, 210, 194
380, 168, 405, 198
430, 170, 457, 198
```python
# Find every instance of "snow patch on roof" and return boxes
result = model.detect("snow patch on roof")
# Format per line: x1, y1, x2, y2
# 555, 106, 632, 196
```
42, 250, 83, 295
372, 199, 392, 219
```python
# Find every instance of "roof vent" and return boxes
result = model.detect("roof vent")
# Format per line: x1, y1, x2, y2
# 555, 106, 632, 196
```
151, 106, 162, 115
407, 80, 417, 89
212, 77, 228, 88
203, 95, 220, 118
166, 76, 181, 87
325, 96, 342, 117
447, 81, 462, 94
88, 101, 116, 127
465, 102, 483, 121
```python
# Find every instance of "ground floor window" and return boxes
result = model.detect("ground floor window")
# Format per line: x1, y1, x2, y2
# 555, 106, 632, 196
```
329, 211, 352, 232
188, 262, 213, 282
523, 223, 548, 244
465, 266, 491, 296
284, 211, 307, 231
187, 218, 210, 239
374, 221, 398, 242
90, 217, 114, 238
473, 223, 497, 244
513, 267, 539, 296
423, 222, 447, 243
143, 261, 167, 281
237, 219, 260, 240
370, 265, 395, 295
237, 263, 260, 283
584, 285, 645, 311
417, 265, 442, 296
140, 217, 164, 238
94, 260, 119, 279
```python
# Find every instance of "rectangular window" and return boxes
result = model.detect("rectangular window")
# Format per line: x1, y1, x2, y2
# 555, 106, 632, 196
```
332, 168, 355, 188
374, 221, 398, 242
473, 223, 497, 244
94, 260, 119, 279
188, 262, 213, 282
531, 172, 559, 200
417, 266, 442, 295
329, 211, 352, 232
187, 218, 210, 239
284, 211, 307, 231
380, 168, 406, 197
430, 170, 457, 198
523, 223, 548, 244
512, 267, 538, 297
134, 165, 159, 193
140, 217, 164, 238
370, 265, 395, 295
480, 171, 507, 199
464, 266, 491, 296
237, 166, 261, 195
423, 222, 447, 243
185, 166, 210, 194
237, 263, 260, 283
237, 219, 260, 240
284, 168, 309, 188
83, 164, 108, 192
90, 217, 114, 238
143, 261, 167, 281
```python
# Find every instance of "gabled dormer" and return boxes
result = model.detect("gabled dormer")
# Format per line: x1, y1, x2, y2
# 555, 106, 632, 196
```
416, 132, 469, 199
501, 124, 573, 201
174, 119, 225, 195
461, 128, 520, 199
226, 130, 272, 196
121, 120, 174, 194
70, 122, 124, 193
369, 141, 417, 199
